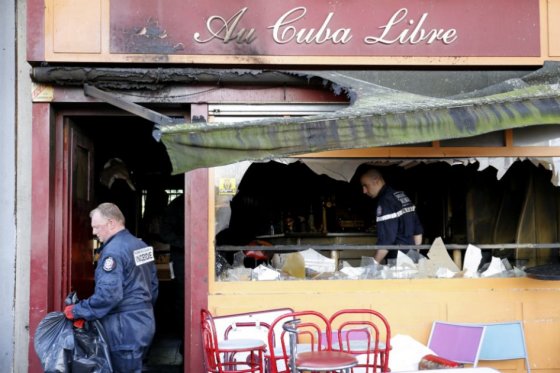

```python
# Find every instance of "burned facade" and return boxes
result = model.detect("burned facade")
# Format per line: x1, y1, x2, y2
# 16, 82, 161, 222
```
14, 1, 560, 372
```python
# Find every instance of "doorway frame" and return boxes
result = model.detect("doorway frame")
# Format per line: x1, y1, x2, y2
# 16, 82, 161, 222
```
29, 105, 210, 372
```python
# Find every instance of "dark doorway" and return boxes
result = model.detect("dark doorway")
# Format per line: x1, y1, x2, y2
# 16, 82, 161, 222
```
67, 114, 184, 371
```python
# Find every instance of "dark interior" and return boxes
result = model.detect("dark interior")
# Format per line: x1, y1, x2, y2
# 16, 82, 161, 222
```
217, 159, 560, 267
74, 115, 184, 371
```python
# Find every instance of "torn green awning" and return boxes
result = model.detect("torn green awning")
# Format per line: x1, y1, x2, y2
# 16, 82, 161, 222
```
155, 62, 560, 175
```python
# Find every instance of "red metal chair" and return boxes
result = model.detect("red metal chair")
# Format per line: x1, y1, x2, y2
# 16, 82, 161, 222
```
201, 308, 267, 373
210, 308, 294, 373
328, 309, 392, 372
267, 310, 358, 373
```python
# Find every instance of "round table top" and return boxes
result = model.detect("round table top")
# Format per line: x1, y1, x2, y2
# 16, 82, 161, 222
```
218, 338, 266, 351
296, 350, 358, 371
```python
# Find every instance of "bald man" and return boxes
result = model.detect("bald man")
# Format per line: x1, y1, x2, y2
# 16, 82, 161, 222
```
360, 168, 423, 263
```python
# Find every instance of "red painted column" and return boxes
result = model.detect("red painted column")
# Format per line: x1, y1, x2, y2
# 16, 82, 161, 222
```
28, 103, 53, 373
27, 0, 45, 62
184, 168, 209, 372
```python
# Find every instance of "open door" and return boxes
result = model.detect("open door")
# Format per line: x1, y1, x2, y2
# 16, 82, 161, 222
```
66, 120, 96, 299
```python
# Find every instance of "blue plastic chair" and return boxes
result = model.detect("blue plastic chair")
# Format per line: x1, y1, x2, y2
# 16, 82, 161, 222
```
475, 321, 530, 373
427, 321, 486, 367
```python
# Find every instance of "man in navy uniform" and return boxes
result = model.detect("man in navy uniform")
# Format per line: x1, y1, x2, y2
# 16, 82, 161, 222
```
360, 167, 423, 263
64, 202, 159, 372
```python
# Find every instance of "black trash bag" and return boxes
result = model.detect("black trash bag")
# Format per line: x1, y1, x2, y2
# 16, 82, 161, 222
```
71, 320, 113, 373
66, 292, 113, 373
34, 292, 113, 373
34, 311, 74, 373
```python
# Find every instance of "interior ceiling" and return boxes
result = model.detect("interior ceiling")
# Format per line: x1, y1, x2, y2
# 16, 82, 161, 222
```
76, 116, 174, 186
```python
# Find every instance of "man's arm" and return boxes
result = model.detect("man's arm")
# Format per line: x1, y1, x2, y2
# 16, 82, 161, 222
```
375, 213, 399, 264
72, 268, 124, 320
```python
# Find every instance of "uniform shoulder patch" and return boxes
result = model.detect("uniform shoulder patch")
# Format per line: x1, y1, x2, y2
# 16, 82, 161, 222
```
102, 256, 116, 272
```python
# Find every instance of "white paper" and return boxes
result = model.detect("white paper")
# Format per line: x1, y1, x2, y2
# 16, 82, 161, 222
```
339, 266, 365, 279
252, 264, 280, 280
299, 248, 336, 273
397, 250, 417, 269
419, 237, 460, 278
436, 267, 456, 278
463, 244, 482, 278
481, 256, 507, 277
389, 334, 435, 372
169, 261, 175, 280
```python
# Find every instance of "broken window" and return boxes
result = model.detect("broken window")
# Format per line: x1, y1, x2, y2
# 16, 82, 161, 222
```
213, 156, 560, 281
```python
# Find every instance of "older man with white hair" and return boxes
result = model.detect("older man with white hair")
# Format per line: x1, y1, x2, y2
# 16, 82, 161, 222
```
64, 202, 159, 373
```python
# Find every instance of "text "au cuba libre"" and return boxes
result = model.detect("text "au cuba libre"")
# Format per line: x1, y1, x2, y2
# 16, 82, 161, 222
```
194, 7, 458, 46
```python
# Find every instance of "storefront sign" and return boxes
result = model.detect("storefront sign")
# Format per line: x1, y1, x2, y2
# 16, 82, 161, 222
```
110, 0, 539, 57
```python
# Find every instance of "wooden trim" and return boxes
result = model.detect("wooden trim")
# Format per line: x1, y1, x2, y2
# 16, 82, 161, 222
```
297, 145, 560, 158
29, 103, 53, 373
547, 0, 560, 56
54, 114, 68, 309
505, 129, 514, 147
41, 53, 557, 66
185, 105, 210, 373
27, 0, 45, 61
210, 276, 560, 295
43, 85, 348, 105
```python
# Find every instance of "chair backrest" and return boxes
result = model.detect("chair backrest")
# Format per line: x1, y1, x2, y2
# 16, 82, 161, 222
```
329, 308, 392, 373
267, 310, 332, 373
427, 321, 486, 367
209, 308, 293, 371
201, 308, 222, 373
213, 308, 293, 348
474, 321, 530, 373
201, 308, 269, 373
224, 321, 272, 342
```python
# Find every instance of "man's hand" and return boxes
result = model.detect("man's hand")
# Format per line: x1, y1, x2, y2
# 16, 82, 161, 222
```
63, 305, 74, 320
64, 305, 85, 328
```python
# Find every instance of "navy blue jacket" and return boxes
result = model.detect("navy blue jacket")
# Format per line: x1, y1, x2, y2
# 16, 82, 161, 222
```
73, 229, 159, 351
376, 185, 423, 259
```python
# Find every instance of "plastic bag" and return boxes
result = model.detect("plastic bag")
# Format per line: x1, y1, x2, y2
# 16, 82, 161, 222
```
71, 320, 113, 373
34, 311, 74, 373
34, 292, 113, 373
